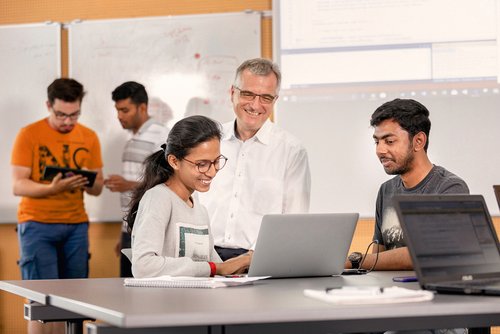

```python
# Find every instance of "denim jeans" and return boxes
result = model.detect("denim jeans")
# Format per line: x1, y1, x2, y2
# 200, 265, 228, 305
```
17, 221, 89, 280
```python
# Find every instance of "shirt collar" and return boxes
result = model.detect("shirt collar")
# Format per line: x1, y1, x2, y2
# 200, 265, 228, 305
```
223, 121, 237, 141
136, 117, 155, 135
225, 119, 273, 145
253, 119, 272, 145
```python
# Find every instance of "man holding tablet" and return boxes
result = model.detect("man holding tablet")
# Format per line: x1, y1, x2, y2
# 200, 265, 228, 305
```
11, 78, 103, 334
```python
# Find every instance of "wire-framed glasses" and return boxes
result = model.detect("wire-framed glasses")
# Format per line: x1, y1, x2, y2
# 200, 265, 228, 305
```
233, 86, 277, 104
52, 109, 81, 120
182, 155, 228, 173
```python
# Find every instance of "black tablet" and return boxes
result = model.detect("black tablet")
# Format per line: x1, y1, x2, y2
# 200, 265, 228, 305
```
42, 166, 97, 188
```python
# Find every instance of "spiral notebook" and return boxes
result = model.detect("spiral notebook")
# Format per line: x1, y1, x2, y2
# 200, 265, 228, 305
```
123, 275, 269, 289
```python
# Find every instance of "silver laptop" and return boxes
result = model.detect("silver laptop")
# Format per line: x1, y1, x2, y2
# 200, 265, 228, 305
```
248, 213, 359, 278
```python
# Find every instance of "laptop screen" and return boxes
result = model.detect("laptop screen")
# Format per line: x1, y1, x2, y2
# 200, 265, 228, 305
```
395, 195, 500, 281
493, 185, 500, 210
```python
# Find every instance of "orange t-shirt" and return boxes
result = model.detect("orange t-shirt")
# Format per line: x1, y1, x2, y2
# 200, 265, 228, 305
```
11, 118, 103, 223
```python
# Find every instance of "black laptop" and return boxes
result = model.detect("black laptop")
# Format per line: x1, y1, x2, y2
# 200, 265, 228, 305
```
393, 194, 500, 295
493, 185, 500, 210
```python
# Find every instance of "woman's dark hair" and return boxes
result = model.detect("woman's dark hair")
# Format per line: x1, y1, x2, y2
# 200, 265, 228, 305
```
125, 115, 222, 231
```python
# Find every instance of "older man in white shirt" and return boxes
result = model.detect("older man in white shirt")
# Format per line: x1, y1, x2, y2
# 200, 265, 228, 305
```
198, 58, 311, 260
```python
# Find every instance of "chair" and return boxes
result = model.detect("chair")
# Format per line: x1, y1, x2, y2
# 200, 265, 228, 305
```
121, 248, 132, 263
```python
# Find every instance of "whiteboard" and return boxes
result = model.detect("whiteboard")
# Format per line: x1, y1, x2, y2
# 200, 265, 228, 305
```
0, 23, 61, 223
68, 12, 261, 222
276, 96, 500, 217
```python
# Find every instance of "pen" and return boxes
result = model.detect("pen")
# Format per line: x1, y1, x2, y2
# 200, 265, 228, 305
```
325, 286, 384, 294
225, 274, 246, 278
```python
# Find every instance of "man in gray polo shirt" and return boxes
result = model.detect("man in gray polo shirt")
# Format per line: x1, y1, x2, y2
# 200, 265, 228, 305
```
104, 81, 169, 277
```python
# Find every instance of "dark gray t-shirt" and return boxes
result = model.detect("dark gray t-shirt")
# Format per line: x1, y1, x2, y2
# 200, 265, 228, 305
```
373, 165, 469, 250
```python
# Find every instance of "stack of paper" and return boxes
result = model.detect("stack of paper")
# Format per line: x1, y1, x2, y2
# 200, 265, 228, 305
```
124, 275, 269, 289
304, 286, 434, 304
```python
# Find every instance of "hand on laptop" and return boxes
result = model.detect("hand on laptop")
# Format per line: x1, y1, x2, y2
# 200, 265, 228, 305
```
216, 251, 253, 276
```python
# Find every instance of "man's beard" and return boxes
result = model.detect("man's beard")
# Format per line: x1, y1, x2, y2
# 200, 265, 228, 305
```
384, 145, 414, 175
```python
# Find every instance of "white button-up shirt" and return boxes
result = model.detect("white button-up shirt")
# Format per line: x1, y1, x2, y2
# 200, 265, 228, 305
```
198, 119, 311, 250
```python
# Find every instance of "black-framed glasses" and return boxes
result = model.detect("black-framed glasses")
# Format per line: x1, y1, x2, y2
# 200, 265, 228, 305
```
233, 86, 277, 104
52, 109, 81, 120
182, 155, 228, 173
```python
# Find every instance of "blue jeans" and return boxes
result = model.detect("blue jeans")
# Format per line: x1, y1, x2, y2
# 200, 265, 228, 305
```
214, 246, 249, 261
17, 221, 89, 280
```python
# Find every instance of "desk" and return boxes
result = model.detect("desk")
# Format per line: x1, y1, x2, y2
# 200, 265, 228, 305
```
1, 272, 500, 334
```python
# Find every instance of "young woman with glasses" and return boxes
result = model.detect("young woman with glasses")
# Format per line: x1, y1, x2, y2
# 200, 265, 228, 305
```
126, 115, 251, 278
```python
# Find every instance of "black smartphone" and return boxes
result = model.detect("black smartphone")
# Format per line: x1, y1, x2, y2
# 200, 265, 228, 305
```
341, 269, 368, 275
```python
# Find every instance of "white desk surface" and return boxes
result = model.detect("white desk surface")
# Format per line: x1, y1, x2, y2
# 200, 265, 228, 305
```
2, 271, 500, 332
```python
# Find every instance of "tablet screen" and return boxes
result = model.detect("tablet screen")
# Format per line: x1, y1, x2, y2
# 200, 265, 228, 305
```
42, 166, 97, 188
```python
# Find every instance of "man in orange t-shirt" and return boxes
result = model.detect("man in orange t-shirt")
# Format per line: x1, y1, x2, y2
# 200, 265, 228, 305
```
11, 78, 103, 334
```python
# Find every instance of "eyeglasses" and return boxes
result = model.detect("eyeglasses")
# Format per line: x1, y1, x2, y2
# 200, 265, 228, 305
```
52, 109, 81, 120
233, 86, 277, 104
182, 155, 228, 173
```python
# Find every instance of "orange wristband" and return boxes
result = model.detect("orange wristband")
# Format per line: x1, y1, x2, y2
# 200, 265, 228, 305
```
208, 262, 216, 277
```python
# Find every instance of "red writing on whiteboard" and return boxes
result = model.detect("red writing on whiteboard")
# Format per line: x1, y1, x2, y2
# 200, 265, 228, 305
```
163, 27, 192, 44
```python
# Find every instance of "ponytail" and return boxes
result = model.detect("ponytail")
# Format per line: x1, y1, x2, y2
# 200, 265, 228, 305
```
125, 149, 173, 231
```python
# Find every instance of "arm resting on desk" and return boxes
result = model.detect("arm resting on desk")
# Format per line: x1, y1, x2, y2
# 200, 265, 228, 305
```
363, 245, 413, 271
345, 244, 413, 271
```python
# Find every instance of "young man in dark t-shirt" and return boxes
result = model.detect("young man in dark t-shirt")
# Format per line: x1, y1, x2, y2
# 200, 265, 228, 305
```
346, 98, 469, 271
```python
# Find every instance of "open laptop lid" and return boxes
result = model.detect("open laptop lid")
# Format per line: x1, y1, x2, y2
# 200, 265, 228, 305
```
493, 185, 500, 210
248, 213, 359, 278
393, 194, 500, 288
